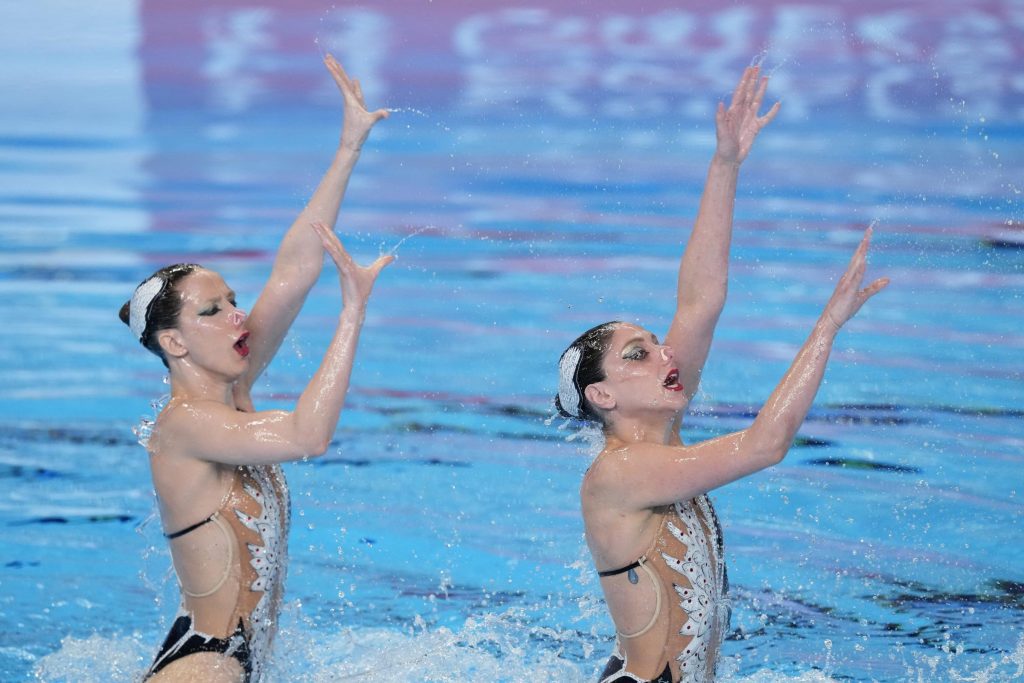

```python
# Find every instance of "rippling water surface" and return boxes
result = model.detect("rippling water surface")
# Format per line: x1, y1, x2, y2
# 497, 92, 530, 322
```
2, 1, 1023, 681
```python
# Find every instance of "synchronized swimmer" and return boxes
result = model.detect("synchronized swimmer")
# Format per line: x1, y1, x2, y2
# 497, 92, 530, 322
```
120, 55, 390, 682
554, 67, 887, 683
121, 58, 887, 683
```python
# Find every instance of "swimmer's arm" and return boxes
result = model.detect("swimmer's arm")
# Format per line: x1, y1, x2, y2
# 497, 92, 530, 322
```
615, 230, 887, 509
666, 67, 779, 402
167, 228, 393, 465
159, 307, 371, 464
239, 55, 388, 391
615, 320, 837, 508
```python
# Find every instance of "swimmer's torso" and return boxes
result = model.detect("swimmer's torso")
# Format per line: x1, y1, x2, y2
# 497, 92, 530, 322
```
592, 496, 730, 683
151, 461, 290, 681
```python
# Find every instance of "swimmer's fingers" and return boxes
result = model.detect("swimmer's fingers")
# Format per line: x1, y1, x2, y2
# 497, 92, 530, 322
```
324, 53, 355, 95
311, 221, 392, 304
825, 228, 888, 328
860, 277, 890, 302
835, 276, 889, 329
715, 65, 777, 163
838, 228, 872, 292
728, 67, 756, 112
349, 78, 388, 123
310, 221, 353, 270
339, 251, 393, 305
758, 101, 781, 129
743, 67, 760, 110
325, 53, 389, 150
750, 76, 780, 127
367, 254, 395, 278
750, 74, 768, 114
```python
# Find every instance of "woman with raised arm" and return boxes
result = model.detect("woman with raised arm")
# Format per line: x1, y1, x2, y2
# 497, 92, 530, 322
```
118, 55, 390, 683
554, 68, 888, 683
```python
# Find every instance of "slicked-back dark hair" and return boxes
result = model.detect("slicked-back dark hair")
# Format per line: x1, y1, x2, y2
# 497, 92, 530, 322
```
554, 321, 621, 424
119, 264, 201, 368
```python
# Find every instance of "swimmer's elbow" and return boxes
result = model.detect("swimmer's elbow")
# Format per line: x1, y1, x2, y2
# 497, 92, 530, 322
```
741, 426, 790, 469
301, 437, 331, 458
288, 423, 332, 459
751, 443, 786, 470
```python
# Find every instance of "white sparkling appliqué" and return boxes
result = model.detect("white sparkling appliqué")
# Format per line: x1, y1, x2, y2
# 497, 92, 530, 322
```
129, 276, 165, 341
660, 496, 728, 681
558, 345, 583, 417
233, 464, 290, 682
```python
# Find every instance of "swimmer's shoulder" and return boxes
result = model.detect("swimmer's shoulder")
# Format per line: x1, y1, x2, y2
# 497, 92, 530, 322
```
150, 397, 232, 459
582, 444, 638, 500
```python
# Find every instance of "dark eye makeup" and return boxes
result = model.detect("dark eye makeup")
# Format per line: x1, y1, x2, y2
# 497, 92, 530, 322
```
624, 346, 648, 361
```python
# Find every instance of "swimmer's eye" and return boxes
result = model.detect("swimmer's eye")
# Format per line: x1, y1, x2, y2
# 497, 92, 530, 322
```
624, 347, 647, 361
199, 305, 220, 316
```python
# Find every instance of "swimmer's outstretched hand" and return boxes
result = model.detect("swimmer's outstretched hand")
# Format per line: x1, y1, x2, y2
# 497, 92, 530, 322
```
324, 53, 389, 153
311, 221, 393, 310
822, 227, 889, 331
715, 65, 780, 166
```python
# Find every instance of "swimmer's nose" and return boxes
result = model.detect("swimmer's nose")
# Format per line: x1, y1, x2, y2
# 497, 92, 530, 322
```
229, 309, 247, 327
660, 345, 672, 362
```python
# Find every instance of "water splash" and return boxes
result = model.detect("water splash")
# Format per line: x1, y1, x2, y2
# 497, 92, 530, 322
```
33, 620, 1023, 683
381, 225, 438, 257
132, 392, 169, 449
545, 408, 606, 459
32, 634, 150, 683
748, 49, 787, 79
384, 107, 428, 117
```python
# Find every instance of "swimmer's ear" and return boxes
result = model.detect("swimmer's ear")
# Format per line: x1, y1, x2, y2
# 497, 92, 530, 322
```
156, 329, 188, 360
585, 382, 615, 412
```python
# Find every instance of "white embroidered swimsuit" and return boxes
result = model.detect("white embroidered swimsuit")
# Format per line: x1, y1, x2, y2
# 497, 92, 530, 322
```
147, 465, 290, 682
598, 495, 730, 683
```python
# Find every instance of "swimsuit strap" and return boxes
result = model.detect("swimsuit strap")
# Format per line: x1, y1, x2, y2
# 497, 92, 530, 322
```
615, 559, 663, 639
598, 558, 643, 578
597, 511, 669, 641
180, 513, 235, 598
164, 513, 215, 539
163, 468, 238, 539
597, 509, 668, 577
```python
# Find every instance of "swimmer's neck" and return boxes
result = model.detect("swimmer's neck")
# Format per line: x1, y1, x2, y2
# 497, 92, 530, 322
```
167, 362, 238, 407
604, 412, 683, 448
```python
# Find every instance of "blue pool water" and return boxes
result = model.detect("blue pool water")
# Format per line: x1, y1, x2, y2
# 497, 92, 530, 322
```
2, 1, 1023, 681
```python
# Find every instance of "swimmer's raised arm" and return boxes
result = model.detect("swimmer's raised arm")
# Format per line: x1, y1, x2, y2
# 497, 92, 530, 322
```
665, 66, 779, 404
159, 223, 393, 464
593, 228, 887, 510
237, 54, 389, 398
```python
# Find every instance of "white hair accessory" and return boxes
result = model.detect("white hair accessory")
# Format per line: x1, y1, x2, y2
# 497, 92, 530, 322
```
129, 276, 165, 342
558, 345, 583, 418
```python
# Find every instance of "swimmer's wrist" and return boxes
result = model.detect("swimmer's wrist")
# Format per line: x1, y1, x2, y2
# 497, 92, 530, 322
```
340, 302, 368, 321
710, 152, 742, 171
336, 143, 363, 159
818, 312, 842, 336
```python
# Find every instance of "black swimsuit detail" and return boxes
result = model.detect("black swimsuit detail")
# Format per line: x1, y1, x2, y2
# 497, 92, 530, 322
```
598, 558, 644, 584
146, 615, 252, 680
144, 517, 253, 680
599, 655, 672, 683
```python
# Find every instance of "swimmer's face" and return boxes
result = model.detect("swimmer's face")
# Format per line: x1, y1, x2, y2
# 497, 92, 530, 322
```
163, 269, 250, 377
589, 324, 686, 419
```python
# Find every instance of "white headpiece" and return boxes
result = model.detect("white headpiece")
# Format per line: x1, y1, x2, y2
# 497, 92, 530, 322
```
129, 276, 166, 342
557, 345, 583, 418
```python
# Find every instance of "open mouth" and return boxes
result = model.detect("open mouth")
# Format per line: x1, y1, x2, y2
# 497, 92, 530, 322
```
234, 332, 250, 358
663, 368, 683, 392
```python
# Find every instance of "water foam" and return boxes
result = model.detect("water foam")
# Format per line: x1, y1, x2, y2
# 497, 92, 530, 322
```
33, 613, 1024, 682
